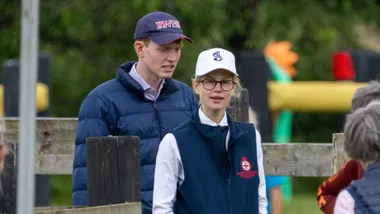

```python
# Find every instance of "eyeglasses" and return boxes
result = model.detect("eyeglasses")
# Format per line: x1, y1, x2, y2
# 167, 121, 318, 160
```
199, 79, 236, 91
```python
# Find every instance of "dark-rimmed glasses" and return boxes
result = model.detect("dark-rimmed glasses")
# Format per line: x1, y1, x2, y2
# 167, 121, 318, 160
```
199, 79, 236, 91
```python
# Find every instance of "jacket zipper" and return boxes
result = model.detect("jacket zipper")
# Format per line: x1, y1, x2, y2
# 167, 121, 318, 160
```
153, 101, 162, 139
226, 151, 233, 214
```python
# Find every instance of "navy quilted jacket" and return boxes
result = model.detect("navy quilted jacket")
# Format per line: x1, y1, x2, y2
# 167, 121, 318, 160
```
72, 61, 199, 214
347, 161, 380, 214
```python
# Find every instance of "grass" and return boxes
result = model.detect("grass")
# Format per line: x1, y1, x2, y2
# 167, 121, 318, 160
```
51, 175, 72, 206
50, 176, 324, 213
284, 194, 323, 214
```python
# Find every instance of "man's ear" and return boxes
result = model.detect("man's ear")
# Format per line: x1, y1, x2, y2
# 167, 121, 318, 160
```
134, 41, 145, 57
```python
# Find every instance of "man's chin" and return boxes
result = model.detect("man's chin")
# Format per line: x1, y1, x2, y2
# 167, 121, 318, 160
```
159, 71, 174, 79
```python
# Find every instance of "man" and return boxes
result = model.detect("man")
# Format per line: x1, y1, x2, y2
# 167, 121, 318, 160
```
317, 80, 380, 214
72, 11, 199, 214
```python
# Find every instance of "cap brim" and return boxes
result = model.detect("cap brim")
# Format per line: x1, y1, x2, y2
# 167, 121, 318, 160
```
150, 33, 193, 45
196, 68, 239, 77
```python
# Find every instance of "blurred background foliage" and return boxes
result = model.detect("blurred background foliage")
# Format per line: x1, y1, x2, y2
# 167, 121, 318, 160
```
2, 0, 380, 212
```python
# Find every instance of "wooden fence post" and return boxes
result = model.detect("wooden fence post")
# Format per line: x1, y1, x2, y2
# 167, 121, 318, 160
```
332, 133, 350, 174
0, 142, 18, 214
86, 136, 141, 207
3, 55, 52, 207
227, 87, 249, 123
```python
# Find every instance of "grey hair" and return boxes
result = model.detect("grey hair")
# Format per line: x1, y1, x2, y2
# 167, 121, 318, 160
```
351, 80, 380, 111
344, 100, 380, 162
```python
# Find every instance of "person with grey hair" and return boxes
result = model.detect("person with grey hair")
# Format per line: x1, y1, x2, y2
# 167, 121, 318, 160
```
333, 100, 380, 213
317, 80, 380, 214
351, 80, 380, 111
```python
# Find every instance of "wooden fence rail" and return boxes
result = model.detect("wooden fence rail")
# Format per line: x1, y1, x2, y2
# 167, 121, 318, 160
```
2, 118, 337, 177
34, 202, 141, 214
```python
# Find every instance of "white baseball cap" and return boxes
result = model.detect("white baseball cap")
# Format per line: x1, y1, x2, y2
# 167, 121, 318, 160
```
195, 48, 239, 77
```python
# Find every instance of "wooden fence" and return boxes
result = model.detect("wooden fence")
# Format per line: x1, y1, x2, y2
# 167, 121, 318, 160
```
4, 117, 338, 177
0, 88, 349, 214
1, 118, 347, 214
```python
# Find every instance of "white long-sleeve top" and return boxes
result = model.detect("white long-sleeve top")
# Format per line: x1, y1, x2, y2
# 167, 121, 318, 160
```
153, 108, 268, 214
334, 190, 355, 214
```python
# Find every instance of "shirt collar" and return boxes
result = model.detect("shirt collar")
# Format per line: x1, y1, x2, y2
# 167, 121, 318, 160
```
129, 63, 165, 91
198, 107, 228, 127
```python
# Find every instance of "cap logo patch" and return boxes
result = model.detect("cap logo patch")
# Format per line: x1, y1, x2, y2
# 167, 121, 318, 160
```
213, 51, 223, 61
155, 20, 181, 29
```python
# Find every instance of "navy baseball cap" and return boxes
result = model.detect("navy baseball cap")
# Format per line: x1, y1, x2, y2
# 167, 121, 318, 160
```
134, 11, 193, 45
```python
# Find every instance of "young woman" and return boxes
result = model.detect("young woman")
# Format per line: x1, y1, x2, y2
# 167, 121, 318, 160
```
153, 48, 267, 214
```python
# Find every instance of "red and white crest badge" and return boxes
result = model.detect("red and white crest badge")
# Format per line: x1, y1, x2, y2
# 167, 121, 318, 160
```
237, 157, 257, 179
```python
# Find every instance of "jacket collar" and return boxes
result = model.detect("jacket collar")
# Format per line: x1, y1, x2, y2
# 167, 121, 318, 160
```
363, 161, 380, 177
191, 106, 246, 146
116, 61, 179, 99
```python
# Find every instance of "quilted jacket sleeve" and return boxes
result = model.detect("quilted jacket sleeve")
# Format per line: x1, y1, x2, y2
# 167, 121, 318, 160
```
189, 88, 199, 111
72, 95, 112, 206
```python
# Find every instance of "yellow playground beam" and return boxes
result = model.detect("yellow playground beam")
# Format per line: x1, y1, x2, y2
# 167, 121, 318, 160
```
268, 81, 368, 112
0, 83, 49, 116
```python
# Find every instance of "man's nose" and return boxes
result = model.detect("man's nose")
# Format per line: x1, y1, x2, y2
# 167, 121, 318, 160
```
167, 51, 179, 62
